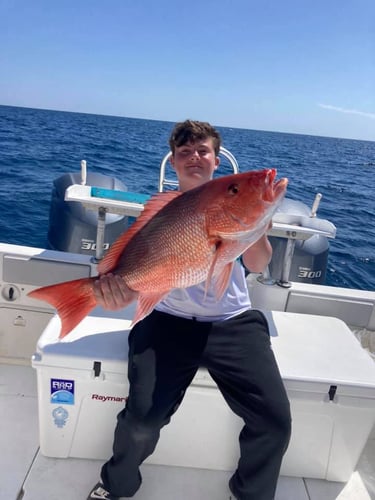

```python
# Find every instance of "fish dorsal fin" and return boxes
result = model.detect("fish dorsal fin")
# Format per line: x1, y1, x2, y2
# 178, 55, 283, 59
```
97, 191, 182, 275
205, 240, 235, 299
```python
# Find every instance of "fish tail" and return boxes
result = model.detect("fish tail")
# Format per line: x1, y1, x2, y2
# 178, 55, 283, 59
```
28, 277, 97, 338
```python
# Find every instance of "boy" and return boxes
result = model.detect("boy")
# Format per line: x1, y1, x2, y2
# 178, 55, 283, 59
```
88, 120, 291, 500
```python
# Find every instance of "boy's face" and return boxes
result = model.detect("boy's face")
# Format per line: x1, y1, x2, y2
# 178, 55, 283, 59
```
170, 137, 220, 192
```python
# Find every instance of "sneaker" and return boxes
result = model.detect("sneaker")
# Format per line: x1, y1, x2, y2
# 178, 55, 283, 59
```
87, 482, 119, 500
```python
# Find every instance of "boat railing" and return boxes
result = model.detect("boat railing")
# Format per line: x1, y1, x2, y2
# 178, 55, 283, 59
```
158, 147, 239, 192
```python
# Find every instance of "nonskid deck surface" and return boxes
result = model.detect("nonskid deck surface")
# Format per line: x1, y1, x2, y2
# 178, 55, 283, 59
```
2, 364, 374, 500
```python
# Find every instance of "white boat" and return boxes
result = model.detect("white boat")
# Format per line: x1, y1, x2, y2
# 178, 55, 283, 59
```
1, 150, 375, 500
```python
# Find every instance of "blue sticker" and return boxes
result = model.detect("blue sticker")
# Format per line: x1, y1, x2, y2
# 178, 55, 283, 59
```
52, 406, 69, 428
50, 379, 75, 405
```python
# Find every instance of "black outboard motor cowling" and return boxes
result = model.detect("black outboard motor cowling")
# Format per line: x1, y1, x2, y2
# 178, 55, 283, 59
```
268, 235, 329, 284
48, 172, 129, 256
268, 199, 330, 285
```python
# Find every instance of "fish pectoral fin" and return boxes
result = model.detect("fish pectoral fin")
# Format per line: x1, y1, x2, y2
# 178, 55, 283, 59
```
211, 262, 234, 300
205, 241, 221, 296
205, 241, 234, 300
131, 292, 168, 326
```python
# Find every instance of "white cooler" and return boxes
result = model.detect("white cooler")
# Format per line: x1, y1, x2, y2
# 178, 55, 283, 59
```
32, 308, 375, 482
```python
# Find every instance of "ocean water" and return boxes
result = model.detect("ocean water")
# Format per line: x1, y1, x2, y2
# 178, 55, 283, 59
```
0, 104, 374, 291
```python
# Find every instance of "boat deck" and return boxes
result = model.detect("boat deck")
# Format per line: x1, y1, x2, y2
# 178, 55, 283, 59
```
2, 363, 374, 500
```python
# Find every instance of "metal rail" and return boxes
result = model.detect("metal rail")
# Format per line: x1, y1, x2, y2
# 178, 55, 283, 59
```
158, 147, 239, 192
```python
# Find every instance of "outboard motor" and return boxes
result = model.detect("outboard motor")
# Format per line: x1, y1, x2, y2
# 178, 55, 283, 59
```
268, 198, 330, 285
48, 172, 129, 256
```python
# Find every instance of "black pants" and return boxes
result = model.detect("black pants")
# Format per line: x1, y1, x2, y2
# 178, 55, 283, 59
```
101, 309, 291, 500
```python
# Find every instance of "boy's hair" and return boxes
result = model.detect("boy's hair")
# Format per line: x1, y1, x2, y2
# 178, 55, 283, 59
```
169, 120, 221, 156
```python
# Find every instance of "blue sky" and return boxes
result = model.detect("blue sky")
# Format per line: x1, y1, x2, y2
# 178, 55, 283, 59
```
1, 0, 374, 141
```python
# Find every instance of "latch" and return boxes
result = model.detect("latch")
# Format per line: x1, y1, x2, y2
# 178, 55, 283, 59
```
93, 361, 102, 378
328, 385, 337, 402
2, 284, 20, 301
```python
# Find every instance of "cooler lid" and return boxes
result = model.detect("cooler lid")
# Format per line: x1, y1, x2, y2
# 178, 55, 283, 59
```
32, 304, 136, 370
267, 311, 375, 399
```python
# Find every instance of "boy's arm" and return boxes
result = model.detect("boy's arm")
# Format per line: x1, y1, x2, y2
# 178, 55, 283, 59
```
241, 233, 272, 273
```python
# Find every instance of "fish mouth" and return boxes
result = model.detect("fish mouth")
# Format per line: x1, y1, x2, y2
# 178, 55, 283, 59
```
272, 177, 288, 199
262, 170, 288, 202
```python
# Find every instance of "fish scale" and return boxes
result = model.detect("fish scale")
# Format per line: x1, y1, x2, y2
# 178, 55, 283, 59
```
115, 194, 214, 290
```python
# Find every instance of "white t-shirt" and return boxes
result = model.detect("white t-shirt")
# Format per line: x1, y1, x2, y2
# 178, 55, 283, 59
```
155, 260, 251, 322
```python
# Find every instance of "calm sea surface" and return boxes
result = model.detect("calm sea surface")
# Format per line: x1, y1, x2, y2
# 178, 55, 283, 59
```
0, 105, 374, 291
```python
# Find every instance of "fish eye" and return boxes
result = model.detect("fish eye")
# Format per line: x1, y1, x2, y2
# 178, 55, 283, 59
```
228, 183, 239, 195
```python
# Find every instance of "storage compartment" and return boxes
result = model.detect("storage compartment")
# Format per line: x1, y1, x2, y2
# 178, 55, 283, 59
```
0, 306, 54, 362
32, 310, 375, 481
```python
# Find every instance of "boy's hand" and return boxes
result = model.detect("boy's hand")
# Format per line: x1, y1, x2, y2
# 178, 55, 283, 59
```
94, 274, 139, 310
